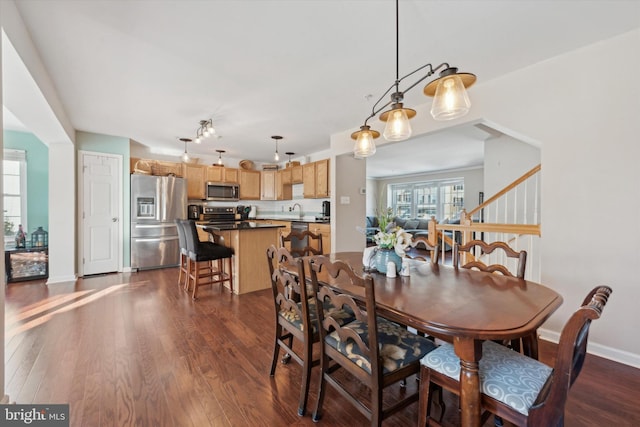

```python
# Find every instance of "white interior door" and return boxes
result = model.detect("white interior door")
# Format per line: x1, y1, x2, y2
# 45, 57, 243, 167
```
81, 152, 121, 275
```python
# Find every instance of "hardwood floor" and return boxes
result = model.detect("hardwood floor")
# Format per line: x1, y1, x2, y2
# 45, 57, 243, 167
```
4, 268, 640, 426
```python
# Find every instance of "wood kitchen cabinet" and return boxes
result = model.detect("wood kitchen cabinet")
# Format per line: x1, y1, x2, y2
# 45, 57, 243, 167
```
303, 163, 316, 198
261, 170, 276, 200
183, 164, 206, 199
223, 168, 239, 183
207, 166, 238, 183
276, 170, 292, 200
239, 170, 261, 200
311, 223, 331, 253
291, 165, 303, 184
302, 159, 330, 198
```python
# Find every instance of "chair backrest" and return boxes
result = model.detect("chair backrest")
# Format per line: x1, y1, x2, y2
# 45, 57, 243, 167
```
453, 239, 527, 278
175, 219, 187, 253
266, 245, 309, 329
527, 286, 612, 425
182, 220, 200, 254
280, 229, 323, 257
408, 235, 440, 264
308, 256, 378, 376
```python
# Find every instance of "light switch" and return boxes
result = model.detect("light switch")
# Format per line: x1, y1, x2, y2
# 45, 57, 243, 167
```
340, 196, 350, 204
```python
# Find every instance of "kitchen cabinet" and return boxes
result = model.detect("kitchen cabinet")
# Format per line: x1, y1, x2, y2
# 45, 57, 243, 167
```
291, 165, 303, 184
303, 163, 316, 198
239, 170, 261, 200
183, 164, 206, 199
311, 223, 331, 254
315, 158, 330, 198
302, 159, 330, 198
276, 170, 292, 200
207, 166, 224, 182
261, 170, 276, 200
207, 166, 238, 183
224, 168, 239, 183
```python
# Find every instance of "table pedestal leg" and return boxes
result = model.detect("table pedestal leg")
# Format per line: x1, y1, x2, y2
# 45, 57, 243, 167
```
454, 337, 483, 427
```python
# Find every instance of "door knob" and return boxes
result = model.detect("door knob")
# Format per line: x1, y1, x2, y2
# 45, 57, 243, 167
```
112, 217, 118, 222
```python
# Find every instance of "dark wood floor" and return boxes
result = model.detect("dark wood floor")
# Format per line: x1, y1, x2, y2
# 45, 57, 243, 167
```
4, 268, 640, 426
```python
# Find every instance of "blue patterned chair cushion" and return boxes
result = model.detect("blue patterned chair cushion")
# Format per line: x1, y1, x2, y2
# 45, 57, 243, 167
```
280, 299, 355, 334
421, 340, 552, 415
325, 317, 437, 375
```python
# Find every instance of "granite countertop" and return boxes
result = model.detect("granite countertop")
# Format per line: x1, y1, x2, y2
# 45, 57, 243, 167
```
256, 216, 330, 224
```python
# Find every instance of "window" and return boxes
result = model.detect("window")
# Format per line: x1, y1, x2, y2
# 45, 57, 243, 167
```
389, 178, 464, 220
4, 149, 27, 246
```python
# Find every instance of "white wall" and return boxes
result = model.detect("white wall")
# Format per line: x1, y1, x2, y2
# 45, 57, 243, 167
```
331, 30, 640, 367
484, 135, 541, 196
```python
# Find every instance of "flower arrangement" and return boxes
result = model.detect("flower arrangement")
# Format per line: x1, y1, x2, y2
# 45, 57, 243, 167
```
373, 207, 413, 257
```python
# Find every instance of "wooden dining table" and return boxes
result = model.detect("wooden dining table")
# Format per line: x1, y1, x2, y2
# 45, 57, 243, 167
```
304, 252, 563, 427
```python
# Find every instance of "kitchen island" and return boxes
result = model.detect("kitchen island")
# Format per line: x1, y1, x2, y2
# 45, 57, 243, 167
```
199, 222, 284, 295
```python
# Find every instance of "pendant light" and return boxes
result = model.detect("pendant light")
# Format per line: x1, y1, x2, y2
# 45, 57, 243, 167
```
271, 135, 283, 161
216, 149, 225, 165
285, 152, 295, 163
351, 0, 476, 157
179, 138, 192, 162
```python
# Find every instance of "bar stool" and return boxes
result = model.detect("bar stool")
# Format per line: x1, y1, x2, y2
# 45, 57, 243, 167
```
183, 220, 234, 299
175, 219, 189, 290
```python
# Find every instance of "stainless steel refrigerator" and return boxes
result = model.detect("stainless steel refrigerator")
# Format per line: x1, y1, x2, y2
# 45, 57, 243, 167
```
131, 174, 187, 270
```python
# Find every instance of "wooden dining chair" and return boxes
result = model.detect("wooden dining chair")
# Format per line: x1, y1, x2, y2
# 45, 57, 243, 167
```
453, 239, 527, 279
454, 239, 530, 355
418, 285, 613, 427
183, 220, 234, 299
308, 255, 438, 426
266, 246, 354, 416
408, 235, 440, 264
279, 229, 323, 257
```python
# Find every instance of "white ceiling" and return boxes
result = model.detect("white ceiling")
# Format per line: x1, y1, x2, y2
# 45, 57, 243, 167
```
5, 1, 640, 177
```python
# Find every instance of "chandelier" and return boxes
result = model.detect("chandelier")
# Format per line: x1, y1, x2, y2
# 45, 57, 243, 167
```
352, 0, 476, 158
195, 119, 215, 143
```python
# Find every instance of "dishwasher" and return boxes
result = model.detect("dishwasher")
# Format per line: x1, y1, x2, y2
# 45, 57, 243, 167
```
290, 221, 308, 254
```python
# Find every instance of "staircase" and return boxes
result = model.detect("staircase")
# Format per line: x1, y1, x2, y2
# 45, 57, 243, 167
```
427, 164, 542, 281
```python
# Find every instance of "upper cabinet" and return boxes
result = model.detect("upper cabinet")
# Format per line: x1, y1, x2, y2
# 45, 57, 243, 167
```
261, 170, 276, 200
207, 166, 239, 183
302, 159, 329, 198
183, 164, 206, 199
239, 170, 261, 200
276, 170, 292, 200
291, 165, 303, 184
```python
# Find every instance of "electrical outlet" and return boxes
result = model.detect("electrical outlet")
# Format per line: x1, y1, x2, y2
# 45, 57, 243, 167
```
340, 196, 350, 204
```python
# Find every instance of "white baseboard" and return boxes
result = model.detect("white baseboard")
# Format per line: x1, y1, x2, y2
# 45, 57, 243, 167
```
538, 328, 640, 369
122, 267, 132, 273
46, 275, 78, 285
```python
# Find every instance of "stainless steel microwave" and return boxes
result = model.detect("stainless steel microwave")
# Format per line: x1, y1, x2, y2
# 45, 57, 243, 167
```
205, 182, 239, 201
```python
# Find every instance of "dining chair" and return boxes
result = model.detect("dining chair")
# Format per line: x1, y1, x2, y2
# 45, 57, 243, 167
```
266, 246, 354, 416
279, 229, 323, 257
453, 239, 530, 355
175, 219, 189, 290
308, 255, 438, 426
453, 239, 527, 279
183, 220, 234, 299
408, 235, 440, 264
418, 285, 612, 427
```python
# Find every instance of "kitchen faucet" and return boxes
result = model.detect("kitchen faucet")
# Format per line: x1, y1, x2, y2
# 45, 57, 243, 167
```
289, 203, 302, 213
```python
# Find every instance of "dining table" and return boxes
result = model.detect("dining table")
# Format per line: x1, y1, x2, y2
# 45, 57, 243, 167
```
304, 252, 563, 427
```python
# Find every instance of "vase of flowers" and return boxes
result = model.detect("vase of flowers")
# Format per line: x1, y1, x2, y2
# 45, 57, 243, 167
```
372, 219, 413, 273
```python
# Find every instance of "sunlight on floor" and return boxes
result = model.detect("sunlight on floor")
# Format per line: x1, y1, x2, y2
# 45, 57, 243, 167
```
6, 283, 130, 339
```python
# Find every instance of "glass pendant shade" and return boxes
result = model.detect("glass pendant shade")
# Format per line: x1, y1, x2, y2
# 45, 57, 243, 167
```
382, 108, 412, 141
182, 151, 189, 162
353, 129, 377, 157
274, 151, 280, 161
430, 74, 471, 120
